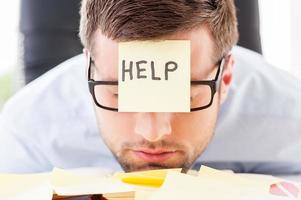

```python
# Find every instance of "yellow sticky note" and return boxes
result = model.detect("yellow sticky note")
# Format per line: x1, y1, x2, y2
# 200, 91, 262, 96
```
198, 165, 271, 194
149, 171, 241, 200
0, 173, 52, 200
118, 40, 190, 112
51, 168, 133, 196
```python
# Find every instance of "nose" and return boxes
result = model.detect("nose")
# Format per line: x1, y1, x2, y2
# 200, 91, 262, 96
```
134, 113, 172, 142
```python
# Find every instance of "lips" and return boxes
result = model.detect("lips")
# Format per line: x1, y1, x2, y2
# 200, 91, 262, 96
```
133, 149, 177, 163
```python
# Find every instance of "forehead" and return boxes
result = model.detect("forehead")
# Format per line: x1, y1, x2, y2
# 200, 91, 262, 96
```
91, 27, 216, 80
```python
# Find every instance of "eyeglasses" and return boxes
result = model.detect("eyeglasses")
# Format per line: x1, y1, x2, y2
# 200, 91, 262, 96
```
88, 55, 224, 112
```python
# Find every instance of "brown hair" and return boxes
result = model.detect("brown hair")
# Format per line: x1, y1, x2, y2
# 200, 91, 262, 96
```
79, 0, 238, 59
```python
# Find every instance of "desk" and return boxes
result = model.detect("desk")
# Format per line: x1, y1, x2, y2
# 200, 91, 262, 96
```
52, 194, 104, 200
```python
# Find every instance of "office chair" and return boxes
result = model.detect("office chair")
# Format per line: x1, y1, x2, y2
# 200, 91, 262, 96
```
20, 0, 262, 84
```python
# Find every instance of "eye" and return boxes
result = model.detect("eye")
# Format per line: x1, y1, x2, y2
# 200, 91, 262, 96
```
106, 85, 118, 98
190, 86, 198, 100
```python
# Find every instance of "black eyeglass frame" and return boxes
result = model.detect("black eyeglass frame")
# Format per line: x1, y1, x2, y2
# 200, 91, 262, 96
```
87, 55, 225, 112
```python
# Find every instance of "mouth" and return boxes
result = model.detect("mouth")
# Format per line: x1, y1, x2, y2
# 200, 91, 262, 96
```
132, 149, 177, 163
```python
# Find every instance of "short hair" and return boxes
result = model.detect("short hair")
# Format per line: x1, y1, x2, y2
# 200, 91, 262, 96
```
79, 0, 238, 60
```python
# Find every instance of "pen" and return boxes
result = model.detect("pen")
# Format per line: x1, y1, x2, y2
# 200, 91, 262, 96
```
113, 168, 182, 187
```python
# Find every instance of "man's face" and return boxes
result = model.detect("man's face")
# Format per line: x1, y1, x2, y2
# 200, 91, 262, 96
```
88, 27, 233, 172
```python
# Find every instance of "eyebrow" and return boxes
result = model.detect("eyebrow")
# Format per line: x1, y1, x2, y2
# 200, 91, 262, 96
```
90, 60, 118, 82
191, 61, 220, 81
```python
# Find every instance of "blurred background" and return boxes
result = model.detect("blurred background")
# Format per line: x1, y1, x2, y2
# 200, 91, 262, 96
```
0, 0, 301, 110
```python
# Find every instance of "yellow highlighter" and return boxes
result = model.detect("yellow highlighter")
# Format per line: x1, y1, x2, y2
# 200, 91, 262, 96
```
113, 168, 182, 187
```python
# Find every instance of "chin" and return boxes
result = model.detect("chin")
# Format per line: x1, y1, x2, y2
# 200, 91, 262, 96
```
120, 161, 189, 172
133, 165, 166, 172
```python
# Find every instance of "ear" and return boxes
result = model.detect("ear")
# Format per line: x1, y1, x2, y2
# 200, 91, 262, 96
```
83, 48, 90, 79
83, 48, 88, 56
219, 54, 234, 104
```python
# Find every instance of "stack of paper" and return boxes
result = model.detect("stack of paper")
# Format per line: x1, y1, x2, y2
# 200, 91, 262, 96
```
150, 166, 299, 200
0, 173, 52, 200
0, 166, 300, 200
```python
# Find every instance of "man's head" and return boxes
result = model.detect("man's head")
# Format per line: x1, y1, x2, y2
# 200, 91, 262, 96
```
79, 0, 238, 172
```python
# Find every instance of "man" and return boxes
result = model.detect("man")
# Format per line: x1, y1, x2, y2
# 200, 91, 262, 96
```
78, 0, 238, 172
2, 0, 301, 174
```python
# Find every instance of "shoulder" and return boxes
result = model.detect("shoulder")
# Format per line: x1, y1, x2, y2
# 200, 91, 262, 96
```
0, 54, 119, 173
199, 46, 301, 173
